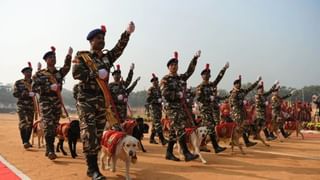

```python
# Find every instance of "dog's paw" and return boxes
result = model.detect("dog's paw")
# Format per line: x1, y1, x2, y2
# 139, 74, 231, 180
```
202, 160, 207, 164
142, 149, 147, 153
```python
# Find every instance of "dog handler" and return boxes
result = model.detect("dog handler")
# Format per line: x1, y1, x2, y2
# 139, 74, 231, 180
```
32, 46, 73, 160
72, 22, 135, 180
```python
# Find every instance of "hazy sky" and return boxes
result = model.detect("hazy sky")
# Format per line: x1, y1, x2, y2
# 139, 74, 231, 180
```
0, 0, 319, 91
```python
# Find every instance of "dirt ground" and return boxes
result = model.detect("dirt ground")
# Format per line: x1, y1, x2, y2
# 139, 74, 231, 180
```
0, 114, 320, 180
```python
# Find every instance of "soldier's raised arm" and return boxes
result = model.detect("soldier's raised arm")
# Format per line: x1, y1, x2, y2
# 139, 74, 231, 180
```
59, 47, 73, 77
244, 76, 262, 94
264, 80, 279, 97
124, 63, 134, 88
211, 62, 229, 87
126, 76, 140, 94
180, 50, 201, 81
107, 22, 135, 64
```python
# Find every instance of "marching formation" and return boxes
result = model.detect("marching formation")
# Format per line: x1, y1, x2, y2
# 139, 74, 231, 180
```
12, 22, 318, 180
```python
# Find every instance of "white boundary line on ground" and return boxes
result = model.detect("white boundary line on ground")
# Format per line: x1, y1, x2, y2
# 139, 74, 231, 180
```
0, 154, 30, 180
251, 150, 320, 160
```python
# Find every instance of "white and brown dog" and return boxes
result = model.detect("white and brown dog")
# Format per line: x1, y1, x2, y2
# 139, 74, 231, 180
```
100, 130, 139, 180
177, 126, 208, 164
31, 119, 44, 148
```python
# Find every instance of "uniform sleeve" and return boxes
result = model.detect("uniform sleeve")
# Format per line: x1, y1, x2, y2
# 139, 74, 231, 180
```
13, 81, 27, 98
244, 79, 260, 94
72, 53, 95, 82
263, 84, 276, 97
146, 88, 153, 104
229, 91, 237, 108
59, 55, 72, 78
126, 78, 138, 94
107, 31, 131, 64
211, 67, 227, 87
124, 69, 133, 88
180, 56, 198, 81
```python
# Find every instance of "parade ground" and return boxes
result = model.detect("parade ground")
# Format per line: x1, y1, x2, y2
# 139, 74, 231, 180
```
0, 114, 320, 180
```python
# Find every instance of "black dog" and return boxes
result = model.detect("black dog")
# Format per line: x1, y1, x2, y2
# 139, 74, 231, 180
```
56, 120, 80, 158
131, 117, 149, 153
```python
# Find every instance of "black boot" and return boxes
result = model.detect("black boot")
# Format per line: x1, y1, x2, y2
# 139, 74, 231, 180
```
45, 135, 57, 160
25, 127, 33, 148
210, 133, 226, 153
158, 132, 168, 145
86, 155, 106, 180
165, 141, 180, 161
179, 135, 199, 162
280, 127, 290, 138
243, 133, 257, 147
20, 128, 29, 149
263, 128, 270, 139
149, 131, 158, 144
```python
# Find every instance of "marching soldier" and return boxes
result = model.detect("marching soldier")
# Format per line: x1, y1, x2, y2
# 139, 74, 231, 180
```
109, 64, 140, 123
254, 80, 278, 140
32, 46, 73, 160
270, 85, 294, 138
13, 65, 36, 149
181, 81, 196, 125
146, 73, 167, 145
196, 63, 229, 154
212, 88, 229, 123
72, 22, 135, 180
161, 51, 200, 162
229, 75, 261, 147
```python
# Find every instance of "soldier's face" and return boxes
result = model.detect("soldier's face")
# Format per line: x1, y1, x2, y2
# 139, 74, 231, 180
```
23, 71, 32, 79
168, 63, 178, 73
90, 34, 105, 50
46, 55, 56, 66
152, 80, 159, 87
113, 73, 121, 82
201, 73, 211, 81
235, 83, 241, 89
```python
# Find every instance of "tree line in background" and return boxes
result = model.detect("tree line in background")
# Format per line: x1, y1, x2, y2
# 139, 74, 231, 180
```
1, 83, 320, 113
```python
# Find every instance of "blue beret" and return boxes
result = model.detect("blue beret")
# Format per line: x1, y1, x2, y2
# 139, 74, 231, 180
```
21, 67, 32, 73
166, 58, 178, 67
87, 25, 106, 41
233, 79, 241, 85
201, 69, 210, 75
112, 70, 121, 76
150, 77, 158, 82
43, 46, 56, 60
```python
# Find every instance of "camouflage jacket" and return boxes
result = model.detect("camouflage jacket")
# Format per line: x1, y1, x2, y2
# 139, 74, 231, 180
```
196, 67, 228, 108
146, 85, 162, 106
161, 56, 198, 109
184, 88, 195, 110
271, 93, 292, 114
73, 83, 80, 100
13, 79, 34, 107
229, 80, 260, 112
32, 55, 71, 100
109, 77, 138, 106
72, 31, 130, 96
255, 84, 277, 118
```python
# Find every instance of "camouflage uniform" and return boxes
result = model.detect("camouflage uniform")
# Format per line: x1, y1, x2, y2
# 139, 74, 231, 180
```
146, 85, 163, 135
13, 78, 34, 145
212, 92, 229, 124
271, 93, 292, 126
32, 55, 71, 155
108, 69, 134, 122
161, 56, 198, 141
72, 31, 130, 155
196, 67, 227, 136
229, 80, 260, 126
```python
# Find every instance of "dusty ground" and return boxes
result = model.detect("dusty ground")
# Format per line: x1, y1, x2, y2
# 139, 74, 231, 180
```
0, 114, 320, 180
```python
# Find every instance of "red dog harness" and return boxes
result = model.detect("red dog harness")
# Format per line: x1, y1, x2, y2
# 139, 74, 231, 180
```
56, 122, 70, 137
101, 130, 126, 155
122, 119, 137, 135
216, 122, 237, 139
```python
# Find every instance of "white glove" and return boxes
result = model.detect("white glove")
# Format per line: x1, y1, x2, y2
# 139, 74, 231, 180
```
177, 91, 184, 99
158, 98, 162, 103
98, 69, 108, 80
136, 76, 141, 81
210, 96, 214, 101
224, 62, 230, 69
126, 21, 135, 34
186, 99, 190, 103
29, 92, 35, 97
274, 80, 279, 85
265, 101, 269, 106
194, 50, 201, 58
67, 46, 73, 56
257, 75, 262, 81
50, 84, 58, 91
117, 94, 124, 101
130, 63, 135, 70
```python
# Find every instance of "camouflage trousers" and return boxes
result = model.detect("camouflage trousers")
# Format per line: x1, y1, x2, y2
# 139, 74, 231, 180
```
150, 105, 163, 134
17, 105, 34, 129
77, 94, 106, 155
115, 104, 127, 123
272, 110, 283, 127
231, 109, 246, 132
213, 109, 220, 124
200, 107, 216, 136
39, 96, 61, 153
166, 106, 187, 141
255, 111, 266, 129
